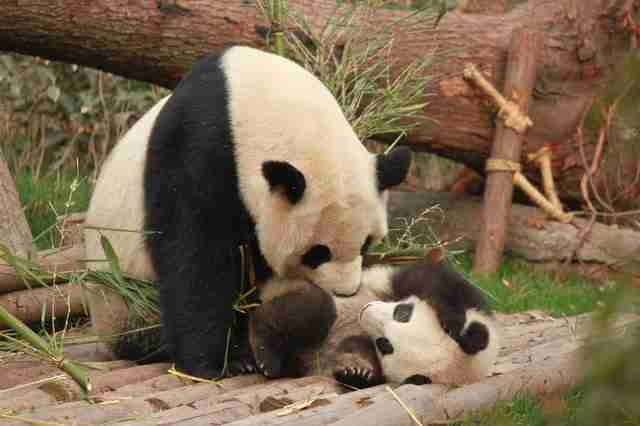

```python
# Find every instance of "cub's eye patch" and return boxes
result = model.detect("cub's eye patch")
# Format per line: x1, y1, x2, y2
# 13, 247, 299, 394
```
393, 303, 414, 323
360, 236, 373, 255
302, 245, 332, 269
375, 337, 394, 355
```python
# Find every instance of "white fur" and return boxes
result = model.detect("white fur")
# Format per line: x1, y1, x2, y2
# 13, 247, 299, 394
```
359, 265, 396, 298
223, 46, 387, 295
84, 46, 390, 297
84, 96, 170, 280
359, 296, 499, 385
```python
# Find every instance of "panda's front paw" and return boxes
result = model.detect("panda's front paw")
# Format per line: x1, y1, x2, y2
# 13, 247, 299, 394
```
227, 356, 258, 376
334, 366, 380, 389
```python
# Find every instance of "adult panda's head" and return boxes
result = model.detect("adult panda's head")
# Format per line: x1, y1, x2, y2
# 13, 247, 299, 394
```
357, 257, 500, 385
222, 46, 412, 296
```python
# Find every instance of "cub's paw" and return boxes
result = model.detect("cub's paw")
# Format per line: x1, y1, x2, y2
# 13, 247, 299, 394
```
334, 366, 380, 389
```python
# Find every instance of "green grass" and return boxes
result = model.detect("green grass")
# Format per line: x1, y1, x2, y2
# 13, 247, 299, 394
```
453, 254, 632, 317
455, 387, 589, 426
15, 168, 92, 250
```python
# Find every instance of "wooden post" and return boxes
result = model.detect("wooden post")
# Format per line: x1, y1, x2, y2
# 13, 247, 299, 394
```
0, 149, 34, 259
473, 28, 542, 275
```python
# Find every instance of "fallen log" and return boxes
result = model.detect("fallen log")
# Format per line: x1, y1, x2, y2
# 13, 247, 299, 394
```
0, 361, 157, 412
0, 344, 115, 390
387, 190, 640, 268
0, 0, 637, 203
0, 244, 84, 294
7, 375, 317, 426
0, 282, 86, 327
207, 385, 388, 426
327, 349, 581, 426
115, 376, 343, 426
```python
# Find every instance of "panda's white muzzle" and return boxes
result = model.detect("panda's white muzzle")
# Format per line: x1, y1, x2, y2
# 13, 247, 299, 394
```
359, 301, 393, 336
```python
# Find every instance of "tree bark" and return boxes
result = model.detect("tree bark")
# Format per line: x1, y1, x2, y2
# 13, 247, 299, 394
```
0, 244, 83, 294
386, 191, 640, 267
0, 150, 34, 259
0, 0, 636, 202
0, 283, 86, 327
473, 28, 542, 274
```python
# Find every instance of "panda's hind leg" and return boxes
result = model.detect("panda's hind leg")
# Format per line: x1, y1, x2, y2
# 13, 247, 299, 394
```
250, 281, 336, 378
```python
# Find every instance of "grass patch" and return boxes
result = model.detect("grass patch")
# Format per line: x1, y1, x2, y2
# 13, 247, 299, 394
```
453, 254, 631, 317
455, 387, 588, 426
15, 168, 92, 250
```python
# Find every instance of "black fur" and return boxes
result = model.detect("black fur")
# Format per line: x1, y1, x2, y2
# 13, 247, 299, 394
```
459, 321, 490, 354
390, 258, 492, 357
144, 51, 272, 378
249, 281, 337, 378
375, 337, 394, 355
301, 244, 332, 269
401, 374, 432, 386
262, 160, 306, 204
376, 146, 412, 191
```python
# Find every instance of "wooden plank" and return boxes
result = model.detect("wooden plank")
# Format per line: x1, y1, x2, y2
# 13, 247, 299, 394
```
4, 374, 266, 426
328, 349, 580, 426
0, 342, 115, 391
224, 386, 388, 426
0, 360, 149, 411
118, 377, 341, 426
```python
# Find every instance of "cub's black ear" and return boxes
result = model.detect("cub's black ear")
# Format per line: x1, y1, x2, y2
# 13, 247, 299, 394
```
459, 321, 490, 355
262, 161, 306, 204
376, 146, 412, 191
401, 374, 432, 386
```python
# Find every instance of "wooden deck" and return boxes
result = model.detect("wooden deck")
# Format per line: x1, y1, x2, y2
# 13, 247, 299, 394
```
1, 311, 637, 425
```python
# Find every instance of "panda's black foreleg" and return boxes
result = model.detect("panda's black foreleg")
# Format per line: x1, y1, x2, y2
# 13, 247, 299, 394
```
155, 242, 243, 380
227, 313, 258, 376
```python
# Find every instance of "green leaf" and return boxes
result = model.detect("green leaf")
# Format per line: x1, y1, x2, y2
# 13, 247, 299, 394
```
99, 234, 124, 283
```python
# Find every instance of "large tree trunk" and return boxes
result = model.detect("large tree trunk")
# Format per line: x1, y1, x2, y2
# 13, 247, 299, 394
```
0, 150, 33, 258
0, 0, 636, 202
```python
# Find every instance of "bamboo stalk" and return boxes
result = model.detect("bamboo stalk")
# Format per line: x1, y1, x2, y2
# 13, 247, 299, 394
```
513, 172, 573, 223
0, 305, 91, 393
527, 146, 564, 211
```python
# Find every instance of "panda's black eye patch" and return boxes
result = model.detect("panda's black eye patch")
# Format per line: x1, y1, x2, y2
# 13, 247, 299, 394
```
375, 337, 394, 355
302, 245, 332, 269
360, 235, 373, 255
393, 303, 414, 323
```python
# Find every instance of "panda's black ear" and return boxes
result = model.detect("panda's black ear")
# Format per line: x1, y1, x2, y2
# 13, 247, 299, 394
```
376, 146, 412, 192
262, 161, 306, 204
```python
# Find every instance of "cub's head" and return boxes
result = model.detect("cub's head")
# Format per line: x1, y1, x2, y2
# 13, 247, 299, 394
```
256, 146, 411, 296
358, 259, 500, 385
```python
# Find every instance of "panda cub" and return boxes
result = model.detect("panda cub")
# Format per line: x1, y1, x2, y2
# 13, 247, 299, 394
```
249, 250, 500, 387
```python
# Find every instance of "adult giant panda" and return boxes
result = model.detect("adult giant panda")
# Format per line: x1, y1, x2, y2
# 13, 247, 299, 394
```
249, 250, 500, 387
84, 46, 412, 379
